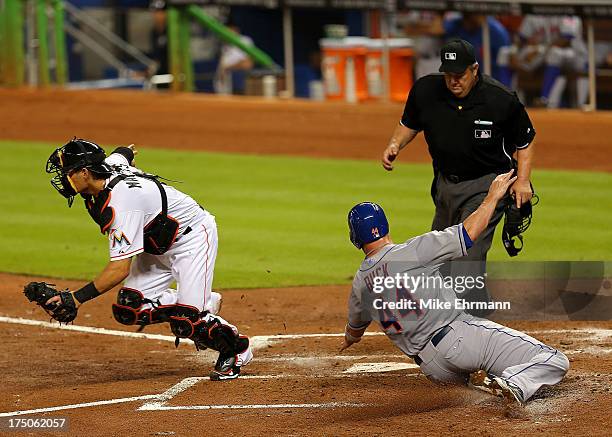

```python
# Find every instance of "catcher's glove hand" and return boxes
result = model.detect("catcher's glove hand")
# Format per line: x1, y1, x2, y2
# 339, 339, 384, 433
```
23, 282, 78, 323
502, 194, 539, 257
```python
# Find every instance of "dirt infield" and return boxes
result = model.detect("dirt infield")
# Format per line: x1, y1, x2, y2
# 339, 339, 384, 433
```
1, 90, 610, 435
0, 88, 610, 171
1, 273, 611, 436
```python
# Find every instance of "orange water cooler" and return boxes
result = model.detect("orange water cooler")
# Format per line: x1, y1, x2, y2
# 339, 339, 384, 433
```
365, 38, 414, 102
320, 37, 368, 102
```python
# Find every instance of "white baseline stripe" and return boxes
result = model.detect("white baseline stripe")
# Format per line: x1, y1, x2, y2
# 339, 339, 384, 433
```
0, 316, 382, 349
1, 373, 418, 417
254, 354, 407, 362
138, 377, 203, 411
0, 395, 158, 418
238, 373, 420, 380
1, 316, 610, 345
139, 402, 367, 411
0, 316, 185, 343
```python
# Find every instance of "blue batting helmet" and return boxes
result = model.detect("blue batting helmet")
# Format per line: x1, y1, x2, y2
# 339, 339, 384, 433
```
348, 202, 389, 249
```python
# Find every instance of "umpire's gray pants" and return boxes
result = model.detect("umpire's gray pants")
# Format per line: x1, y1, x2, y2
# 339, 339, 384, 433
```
431, 173, 507, 315
417, 316, 570, 401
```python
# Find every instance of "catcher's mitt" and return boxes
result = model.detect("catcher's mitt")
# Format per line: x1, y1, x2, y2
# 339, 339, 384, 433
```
502, 194, 539, 257
23, 282, 78, 323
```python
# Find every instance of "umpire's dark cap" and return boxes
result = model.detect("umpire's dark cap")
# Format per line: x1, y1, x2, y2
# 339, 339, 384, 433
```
439, 39, 477, 74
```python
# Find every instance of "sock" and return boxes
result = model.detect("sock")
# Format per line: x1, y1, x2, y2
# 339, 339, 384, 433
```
541, 65, 561, 99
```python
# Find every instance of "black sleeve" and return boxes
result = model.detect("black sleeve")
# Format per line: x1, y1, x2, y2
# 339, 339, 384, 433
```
400, 84, 423, 131
505, 96, 535, 150
110, 146, 135, 165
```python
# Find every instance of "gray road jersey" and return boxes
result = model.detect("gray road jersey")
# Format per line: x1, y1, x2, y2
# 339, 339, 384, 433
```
348, 224, 470, 355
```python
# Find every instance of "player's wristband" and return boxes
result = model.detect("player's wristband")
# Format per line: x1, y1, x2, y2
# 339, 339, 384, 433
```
345, 324, 364, 344
73, 282, 101, 304
110, 146, 135, 165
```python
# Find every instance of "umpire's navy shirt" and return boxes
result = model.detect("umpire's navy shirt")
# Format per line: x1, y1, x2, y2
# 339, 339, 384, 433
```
400, 73, 535, 180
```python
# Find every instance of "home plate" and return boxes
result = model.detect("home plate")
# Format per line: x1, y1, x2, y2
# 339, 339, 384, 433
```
343, 362, 420, 374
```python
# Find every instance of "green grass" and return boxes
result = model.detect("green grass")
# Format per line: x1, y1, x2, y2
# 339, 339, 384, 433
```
1, 140, 610, 288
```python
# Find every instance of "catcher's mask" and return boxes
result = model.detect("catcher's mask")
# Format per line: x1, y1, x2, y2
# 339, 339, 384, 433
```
502, 194, 539, 257
348, 202, 389, 249
46, 138, 112, 206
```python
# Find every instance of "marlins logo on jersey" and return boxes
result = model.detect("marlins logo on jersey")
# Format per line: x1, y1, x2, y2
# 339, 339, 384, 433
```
110, 228, 131, 248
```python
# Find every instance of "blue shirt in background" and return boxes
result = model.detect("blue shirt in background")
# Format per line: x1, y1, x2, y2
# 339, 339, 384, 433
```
444, 16, 511, 84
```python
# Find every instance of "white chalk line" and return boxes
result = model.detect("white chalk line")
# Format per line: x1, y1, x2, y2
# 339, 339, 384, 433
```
2, 316, 612, 358
0, 395, 159, 418
254, 354, 407, 362
3, 316, 609, 417
139, 375, 380, 412
0, 316, 184, 342
0, 316, 261, 351
139, 402, 367, 411
343, 362, 420, 373
0, 316, 382, 350
2, 315, 610, 345
138, 377, 202, 411
1, 372, 406, 417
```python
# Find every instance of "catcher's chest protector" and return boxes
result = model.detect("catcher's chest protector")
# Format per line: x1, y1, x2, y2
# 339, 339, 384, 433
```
84, 174, 179, 255
84, 176, 125, 235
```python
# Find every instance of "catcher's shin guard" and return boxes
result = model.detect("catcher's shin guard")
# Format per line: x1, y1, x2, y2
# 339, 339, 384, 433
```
204, 314, 251, 380
210, 335, 251, 381
169, 308, 250, 360
168, 305, 208, 344
112, 288, 175, 326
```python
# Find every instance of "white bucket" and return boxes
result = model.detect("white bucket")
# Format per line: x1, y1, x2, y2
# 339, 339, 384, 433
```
262, 75, 277, 99
309, 80, 325, 101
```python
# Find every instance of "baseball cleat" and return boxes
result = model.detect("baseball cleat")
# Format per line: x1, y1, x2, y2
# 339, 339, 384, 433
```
469, 369, 493, 387
491, 376, 524, 405
209, 338, 252, 381
209, 358, 241, 381
469, 370, 524, 405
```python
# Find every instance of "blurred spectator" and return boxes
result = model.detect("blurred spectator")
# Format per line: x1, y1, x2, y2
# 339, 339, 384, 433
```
596, 42, 612, 68
214, 24, 254, 95
498, 15, 588, 108
150, 3, 168, 76
444, 13, 512, 86
397, 11, 445, 79
497, 15, 523, 35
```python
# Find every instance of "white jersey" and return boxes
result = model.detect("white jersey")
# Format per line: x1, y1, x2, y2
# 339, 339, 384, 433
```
92, 150, 252, 371
519, 15, 583, 45
103, 153, 208, 261
219, 35, 253, 70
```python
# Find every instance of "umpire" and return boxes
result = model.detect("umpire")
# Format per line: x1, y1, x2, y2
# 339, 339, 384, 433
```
381, 39, 535, 317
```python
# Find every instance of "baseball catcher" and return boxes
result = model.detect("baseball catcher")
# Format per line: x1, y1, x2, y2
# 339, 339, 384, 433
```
24, 138, 252, 381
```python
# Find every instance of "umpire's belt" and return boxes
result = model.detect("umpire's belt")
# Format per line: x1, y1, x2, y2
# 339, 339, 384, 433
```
442, 169, 507, 184
442, 173, 479, 183
409, 324, 452, 366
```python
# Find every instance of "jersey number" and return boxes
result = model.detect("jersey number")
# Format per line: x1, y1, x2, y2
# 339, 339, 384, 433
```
378, 286, 422, 334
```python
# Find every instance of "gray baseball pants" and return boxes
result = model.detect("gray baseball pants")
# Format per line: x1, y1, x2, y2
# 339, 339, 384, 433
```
417, 315, 570, 401
431, 173, 507, 316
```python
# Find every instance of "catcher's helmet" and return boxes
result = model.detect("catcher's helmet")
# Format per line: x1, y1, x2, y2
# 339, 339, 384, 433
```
348, 202, 389, 249
46, 138, 112, 206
